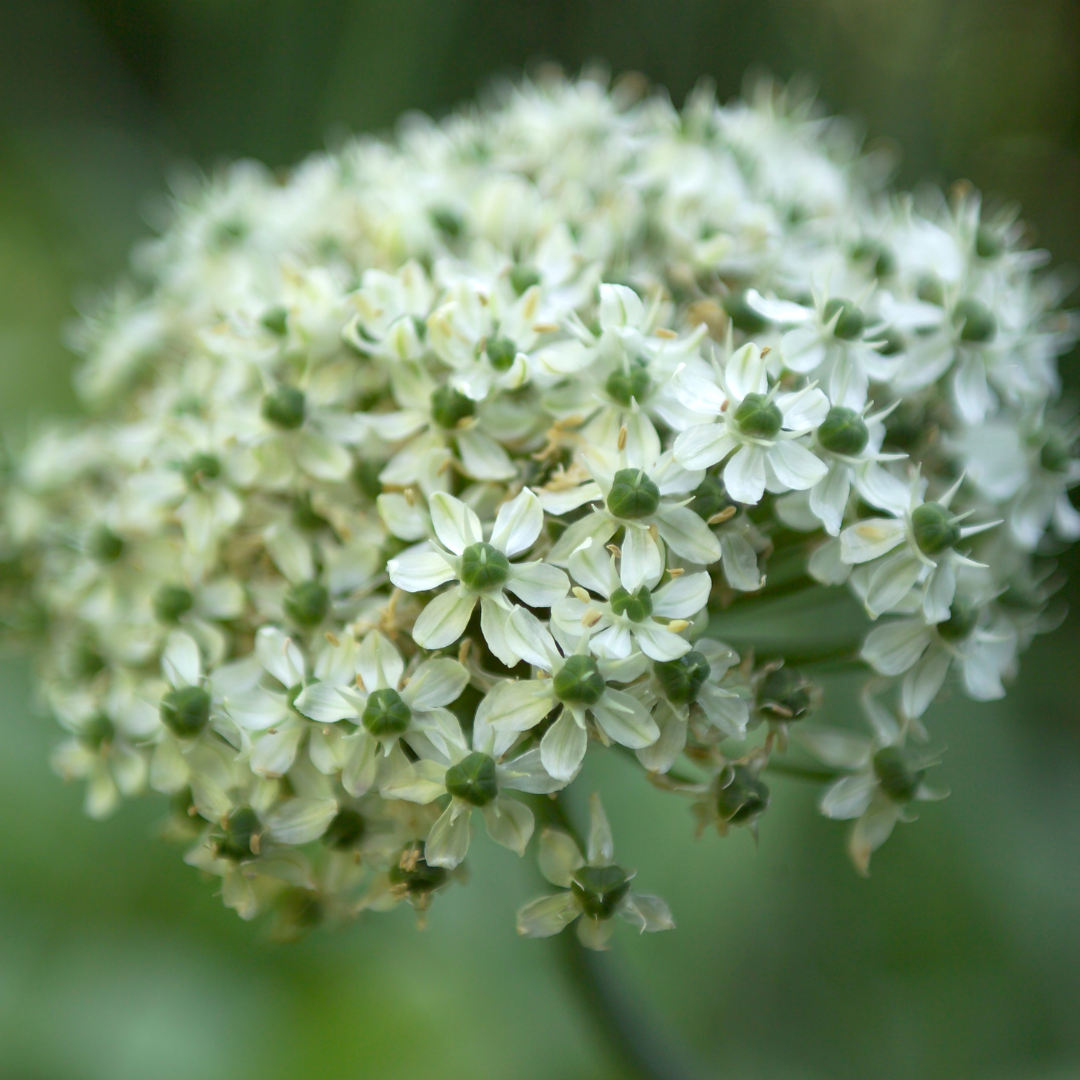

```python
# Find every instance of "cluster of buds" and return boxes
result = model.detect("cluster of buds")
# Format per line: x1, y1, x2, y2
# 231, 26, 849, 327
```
2, 72, 1076, 946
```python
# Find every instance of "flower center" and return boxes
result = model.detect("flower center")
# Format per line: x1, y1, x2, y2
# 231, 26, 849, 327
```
88, 525, 125, 563
609, 585, 654, 622
734, 393, 783, 440
553, 655, 606, 705
160, 685, 211, 738
817, 406, 869, 456
824, 297, 866, 340
154, 584, 194, 624
216, 805, 261, 862
654, 651, 710, 704
607, 468, 661, 520
323, 808, 366, 850
911, 502, 960, 556
261, 385, 306, 430
460, 542, 511, 591
361, 687, 412, 737
431, 385, 476, 428
571, 864, 633, 919
444, 751, 499, 806
284, 580, 329, 627
953, 298, 997, 343
872, 746, 925, 803
936, 604, 977, 642
605, 366, 651, 407
485, 337, 518, 372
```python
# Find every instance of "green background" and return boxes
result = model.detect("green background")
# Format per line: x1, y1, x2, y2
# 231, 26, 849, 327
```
1, 2, 1078, 1077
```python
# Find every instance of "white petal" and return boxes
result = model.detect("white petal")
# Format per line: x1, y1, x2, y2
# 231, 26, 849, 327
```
673, 424, 737, 471
480, 596, 518, 667
618, 893, 676, 933
483, 795, 534, 856
540, 708, 588, 782
250, 725, 304, 777
620, 526, 664, 591
255, 626, 305, 687
505, 561, 570, 607
411, 587, 476, 649
401, 658, 469, 709
777, 387, 829, 430
848, 793, 899, 875
477, 678, 557, 733
861, 618, 932, 675
744, 290, 813, 325
723, 444, 767, 505
809, 461, 850, 536
162, 631, 201, 688
901, 647, 951, 718
636, 701, 687, 773
538, 827, 586, 886
726, 342, 767, 398
652, 505, 722, 565
505, 607, 561, 671
768, 440, 828, 491
820, 772, 876, 819
498, 748, 564, 794
264, 522, 314, 584
264, 797, 337, 844
377, 493, 430, 541
516, 892, 582, 937
455, 428, 517, 480
342, 731, 378, 796
796, 728, 872, 769
922, 562, 956, 624
294, 682, 356, 722
425, 803, 472, 868
590, 689, 660, 749
840, 518, 906, 564
718, 529, 763, 590
587, 791, 615, 865
490, 488, 543, 556
865, 551, 923, 618
429, 491, 482, 554
295, 430, 351, 481
357, 630, 405, 693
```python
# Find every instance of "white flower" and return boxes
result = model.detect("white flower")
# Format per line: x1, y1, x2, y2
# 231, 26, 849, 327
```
388, 489, 569, 664
516, 794, 674, 949
672, 342, 829, 505
474, 608, 659, 782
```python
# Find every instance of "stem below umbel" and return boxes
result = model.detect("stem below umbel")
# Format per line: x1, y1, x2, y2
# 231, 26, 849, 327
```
541, 793, 703, 1080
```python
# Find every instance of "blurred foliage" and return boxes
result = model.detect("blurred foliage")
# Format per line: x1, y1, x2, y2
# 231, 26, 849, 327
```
0, 2, 1078, 1077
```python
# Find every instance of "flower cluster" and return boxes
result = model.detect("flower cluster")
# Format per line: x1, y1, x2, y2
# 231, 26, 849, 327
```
3, 72, 1076, 944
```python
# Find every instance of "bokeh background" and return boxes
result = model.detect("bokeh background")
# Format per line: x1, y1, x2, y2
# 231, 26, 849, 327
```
1, 2, 1079, 1078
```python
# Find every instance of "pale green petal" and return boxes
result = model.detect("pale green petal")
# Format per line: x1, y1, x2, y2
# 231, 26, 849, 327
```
482, 794, 534, 856
516, 892, 582, 937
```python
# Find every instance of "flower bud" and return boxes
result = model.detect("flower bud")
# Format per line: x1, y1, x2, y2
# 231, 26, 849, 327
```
88, 525, 124, 563
460, 541, 511, 590
654, 650, 710, 704
953, 298, 997, 343
734, 393, 783, 439
485, 337, 518, 372
722, 291, 768, 333
323, 807, 366, 850
261, 385, 306, 430
850, 239, 896, 279
872, 746, 924, 803
689, 475, 731, 519
284, 581, 329, 627
430, 385, 476, 428
160, 685, 211, 738
445, 751, 499, 806
571, 864, 632, 919
717, 764, 770, 825
609, 585, 653, 622
607, 468, 661, 519
911, 502, 960, 556
153, 584, 194, 624
605, 366, 651, 407
759, 666, 814, 720
215, 805, 261, 862
824, 298, 866, 340
817, 406, 869, 456
553, 655, 606, 705
362, 687, 412, 736
916, 274, 945, 306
